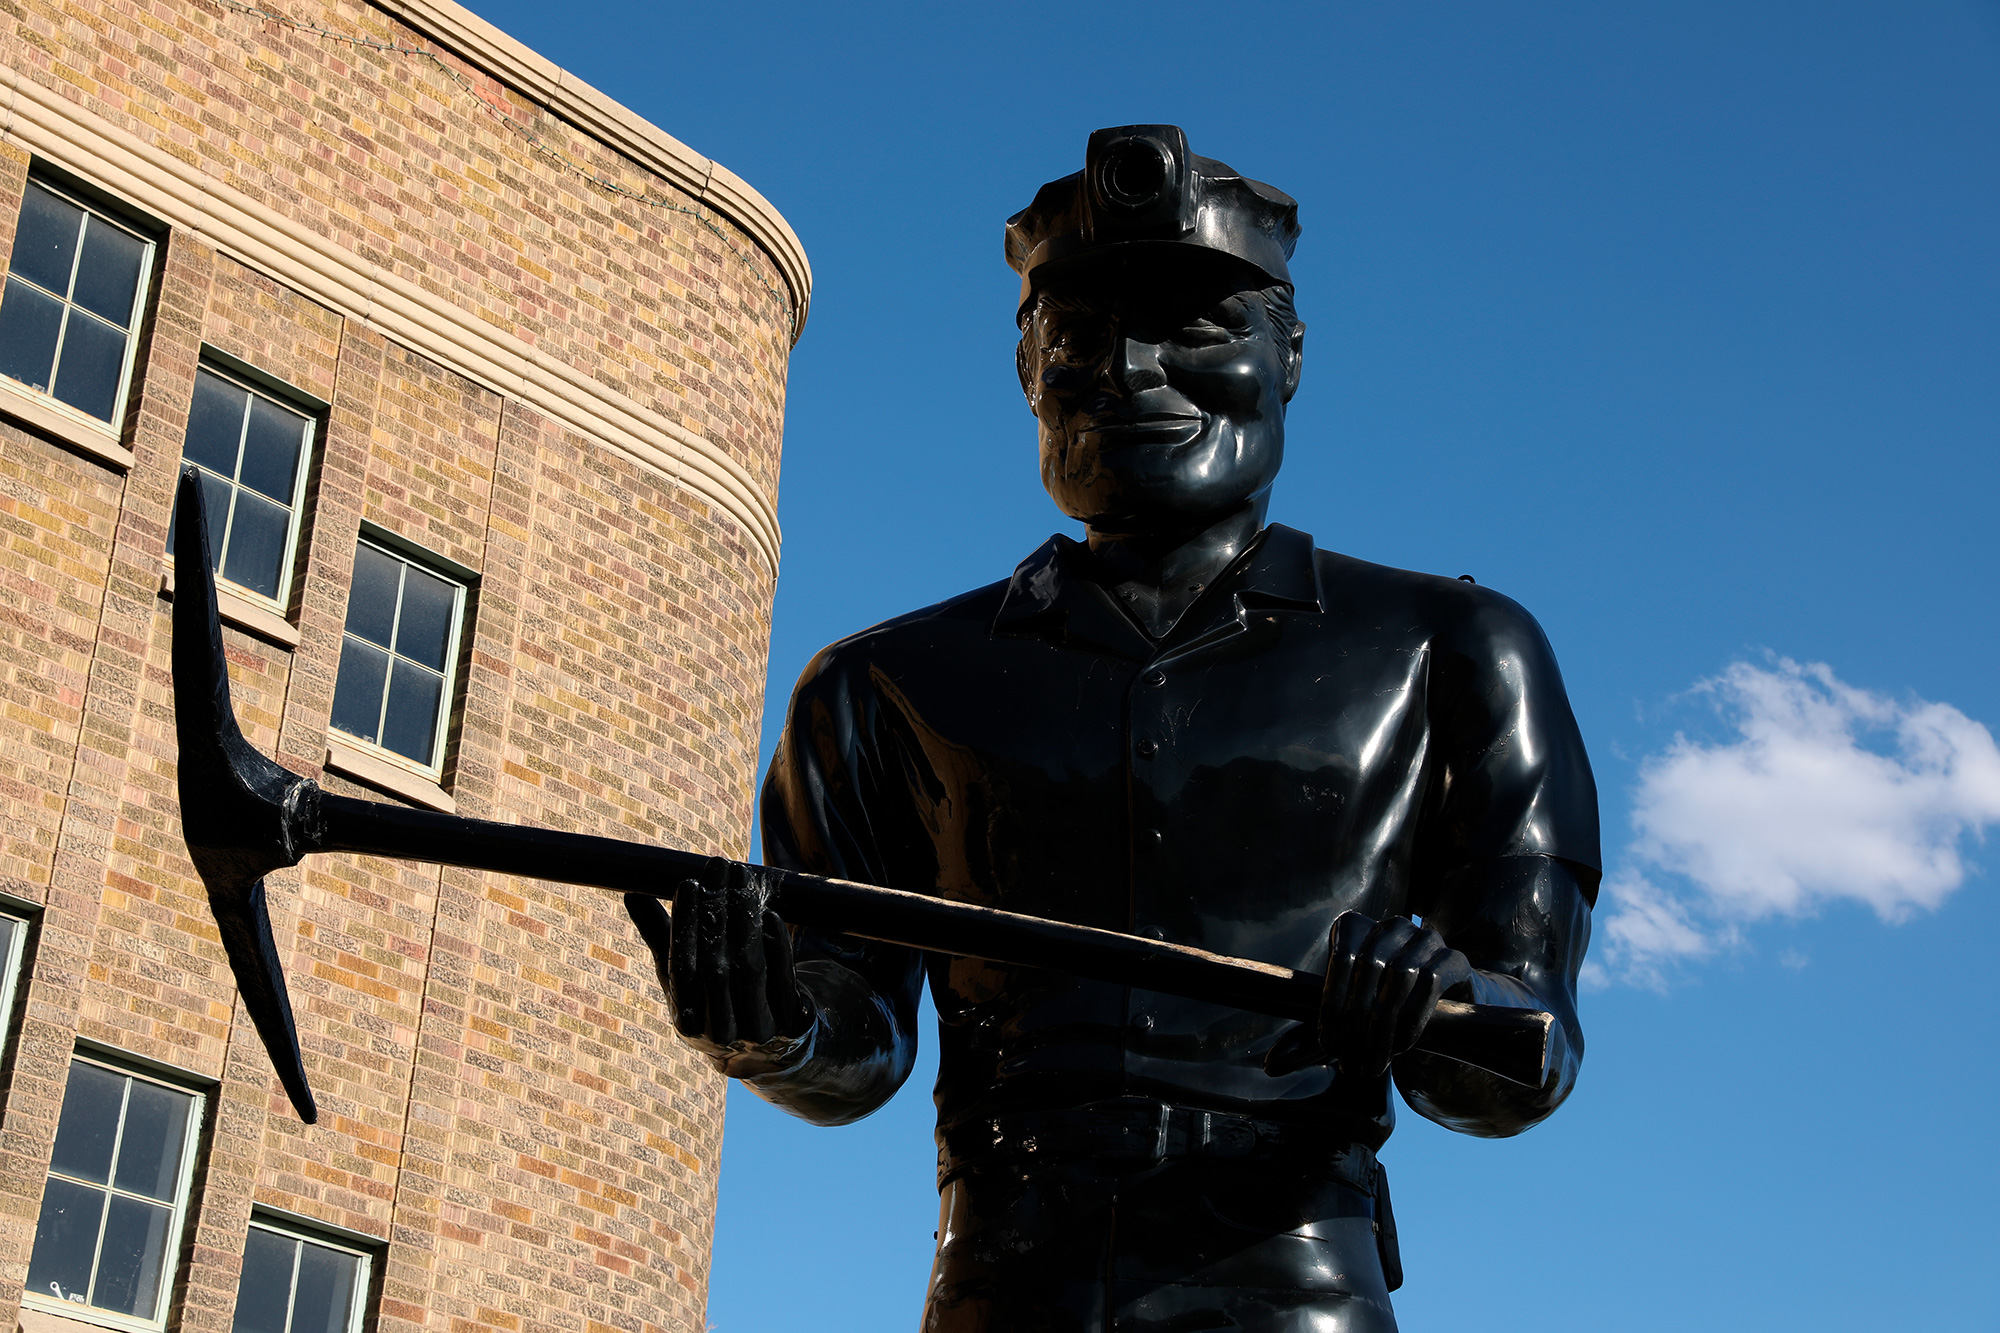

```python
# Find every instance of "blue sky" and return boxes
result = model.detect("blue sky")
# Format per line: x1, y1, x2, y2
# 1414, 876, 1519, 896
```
464, 3, 2000, 1328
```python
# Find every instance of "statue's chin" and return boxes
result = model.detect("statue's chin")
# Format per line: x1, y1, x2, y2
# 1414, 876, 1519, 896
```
1042, 426, 1282, 530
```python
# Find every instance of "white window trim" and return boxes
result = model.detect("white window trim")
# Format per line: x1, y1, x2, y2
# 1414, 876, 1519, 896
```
326, 528, 471, 785
170, 359, 319, 615
0, 896, 31, 1039
20, 1052, 208, 1333
1, 176, 157, 434
0, 375, 133, 470
238, 1214, 375, 1333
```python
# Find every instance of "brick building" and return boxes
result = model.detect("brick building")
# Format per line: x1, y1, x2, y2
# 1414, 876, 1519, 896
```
0, 4, 809, 1333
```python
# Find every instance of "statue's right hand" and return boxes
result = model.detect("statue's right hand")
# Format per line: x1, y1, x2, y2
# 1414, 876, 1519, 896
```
624, 858, 815, 1070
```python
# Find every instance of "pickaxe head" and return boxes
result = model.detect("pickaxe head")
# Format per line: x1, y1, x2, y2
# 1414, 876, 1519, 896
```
171, 465, 321, 1123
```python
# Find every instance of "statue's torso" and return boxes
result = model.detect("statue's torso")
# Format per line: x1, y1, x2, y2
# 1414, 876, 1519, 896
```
762, 526, 1598, 1143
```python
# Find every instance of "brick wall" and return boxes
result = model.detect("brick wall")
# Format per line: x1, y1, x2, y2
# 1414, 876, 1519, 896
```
0, 3, 801, 1332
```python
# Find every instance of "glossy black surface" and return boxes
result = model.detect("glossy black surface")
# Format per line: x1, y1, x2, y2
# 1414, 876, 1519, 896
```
677, 126, 1602, 1330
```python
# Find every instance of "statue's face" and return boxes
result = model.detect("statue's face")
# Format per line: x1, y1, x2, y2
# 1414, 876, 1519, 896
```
1019, 269, 1303, 532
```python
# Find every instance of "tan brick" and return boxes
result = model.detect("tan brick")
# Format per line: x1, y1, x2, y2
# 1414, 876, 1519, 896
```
0, 4, 796, 1332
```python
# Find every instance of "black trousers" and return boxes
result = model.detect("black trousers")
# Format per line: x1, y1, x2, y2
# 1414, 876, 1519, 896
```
921, 1156, 1398, 1333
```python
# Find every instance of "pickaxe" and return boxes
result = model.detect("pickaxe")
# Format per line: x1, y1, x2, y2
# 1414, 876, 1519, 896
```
168, 465, 1554, 1125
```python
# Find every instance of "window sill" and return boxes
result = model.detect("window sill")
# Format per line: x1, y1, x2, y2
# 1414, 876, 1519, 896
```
0, 377, 133, 470
324, 737, 457, 813
20, 1297, 159, 1333
158, 564, 302, 649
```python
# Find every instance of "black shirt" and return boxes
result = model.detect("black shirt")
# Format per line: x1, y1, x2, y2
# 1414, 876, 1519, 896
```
756, 525, 1600, 1147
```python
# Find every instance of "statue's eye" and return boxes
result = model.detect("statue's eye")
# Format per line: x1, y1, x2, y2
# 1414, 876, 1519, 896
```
1045, 322, 1104, 358
1178, 320, 1232, 345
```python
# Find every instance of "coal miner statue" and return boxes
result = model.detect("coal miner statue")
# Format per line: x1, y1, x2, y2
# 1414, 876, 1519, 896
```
170, 124, 1598, 1333
628, 126, 1601, 1331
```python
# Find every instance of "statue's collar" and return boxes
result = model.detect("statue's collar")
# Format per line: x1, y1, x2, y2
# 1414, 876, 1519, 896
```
992, 523, 1322, 659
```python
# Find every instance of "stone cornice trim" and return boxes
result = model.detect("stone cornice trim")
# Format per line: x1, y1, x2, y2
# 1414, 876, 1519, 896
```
369, 0, 813, 344
0, 67, 783, 576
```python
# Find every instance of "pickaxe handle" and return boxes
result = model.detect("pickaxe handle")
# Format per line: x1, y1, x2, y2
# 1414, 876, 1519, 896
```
168, 467, 1555, 1125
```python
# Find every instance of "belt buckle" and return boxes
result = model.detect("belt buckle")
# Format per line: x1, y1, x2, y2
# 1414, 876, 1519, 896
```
1161, 1107, 1256, 1160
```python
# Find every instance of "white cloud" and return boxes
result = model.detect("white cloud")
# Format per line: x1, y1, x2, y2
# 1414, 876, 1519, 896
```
1591, 659, 2000, 988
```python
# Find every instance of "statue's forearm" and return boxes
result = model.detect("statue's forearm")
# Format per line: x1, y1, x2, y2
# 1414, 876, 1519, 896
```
735, 958, 917, 1126
1394, 855, 1592, 1137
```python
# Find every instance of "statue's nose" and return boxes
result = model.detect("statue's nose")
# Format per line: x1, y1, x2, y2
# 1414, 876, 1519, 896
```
1106, 334, 1168, 394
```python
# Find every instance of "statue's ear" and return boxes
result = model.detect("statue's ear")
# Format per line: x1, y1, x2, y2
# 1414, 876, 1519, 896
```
1282, 321, 1306, 403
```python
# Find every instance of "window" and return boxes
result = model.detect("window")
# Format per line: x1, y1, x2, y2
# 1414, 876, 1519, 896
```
0, 179, 154, 424
231, 1219, 371, 1333
328, 538, 467, 774
25, 1056, 204, 1329
169, 364, 316, 605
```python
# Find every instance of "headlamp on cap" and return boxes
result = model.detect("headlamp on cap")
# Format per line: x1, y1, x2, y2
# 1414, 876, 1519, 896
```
1006, 125, 1301, 320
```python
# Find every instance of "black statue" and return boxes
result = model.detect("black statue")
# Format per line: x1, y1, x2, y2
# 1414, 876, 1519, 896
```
632, 126, 1601, 1331
168, 125, 1597, 1333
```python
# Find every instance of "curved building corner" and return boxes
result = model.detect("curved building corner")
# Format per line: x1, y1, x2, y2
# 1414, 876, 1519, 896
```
0, 5, 807, 1333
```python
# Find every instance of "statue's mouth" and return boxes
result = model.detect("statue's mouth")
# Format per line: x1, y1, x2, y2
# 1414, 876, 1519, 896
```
1080, 412, 1203, 445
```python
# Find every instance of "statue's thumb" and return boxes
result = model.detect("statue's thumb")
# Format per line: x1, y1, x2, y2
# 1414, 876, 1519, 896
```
622, 893, 675, 1001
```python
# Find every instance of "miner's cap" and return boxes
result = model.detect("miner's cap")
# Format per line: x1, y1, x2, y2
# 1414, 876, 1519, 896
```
1006, 125, 1301, 320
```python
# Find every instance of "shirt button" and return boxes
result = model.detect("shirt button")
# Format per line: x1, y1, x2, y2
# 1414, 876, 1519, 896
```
1143, 670, 1166, 687
1141, 828, 1163, 846
1136, 739, 1158, 758
1134, 1014, 1156, 1031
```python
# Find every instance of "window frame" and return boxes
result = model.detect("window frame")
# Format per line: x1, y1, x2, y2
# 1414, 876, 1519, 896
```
0, 173, 157, 431
173, 356, 322, 615
0, 895, 31, 1039
233, 1213, 375, 1333
21, 1051, 208, 1333
327, 528, 472, 782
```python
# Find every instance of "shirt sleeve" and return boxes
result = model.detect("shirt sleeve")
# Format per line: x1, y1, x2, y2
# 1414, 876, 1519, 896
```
1413, 584, 1602, 909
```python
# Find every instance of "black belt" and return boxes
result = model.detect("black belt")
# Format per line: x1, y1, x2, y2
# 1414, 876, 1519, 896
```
940, 1096, 1379, 1194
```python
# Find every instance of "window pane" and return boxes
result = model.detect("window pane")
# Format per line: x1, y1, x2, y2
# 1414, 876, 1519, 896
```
92, 1193, 172, 1318
220, 491, 291, 601
292, 1240, 359, 1333
345, 546, 401, 649
232, 1229, 298, 1333
26, 1176, 104, 1308
0, 276, 63, 391
111, 1080, 192, 1202
185, 371, 250, 477
71, 216, 145, 329
330, 639, 390, 745
9, 184, 82, 296
381, 663, 443, 766
394, 567, 456, 670
239, 396, 307, 502
50, 308, 127, 422
50, 1062, 127, 1185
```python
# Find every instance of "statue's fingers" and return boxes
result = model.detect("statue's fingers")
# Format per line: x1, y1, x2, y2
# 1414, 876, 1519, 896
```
622, 893, 674, 1001
669, 878, 705, 1035
725, 866, 777, 1042
697, 864, 737, 1044
1339, 916, 1417, 1075
1320, 911, 1373, 1051
760, 910, 811, 1038
1379, 931, 1447, 1070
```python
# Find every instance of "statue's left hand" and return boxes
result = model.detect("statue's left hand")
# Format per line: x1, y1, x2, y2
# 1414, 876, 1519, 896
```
1266, 911, 1474, 1078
